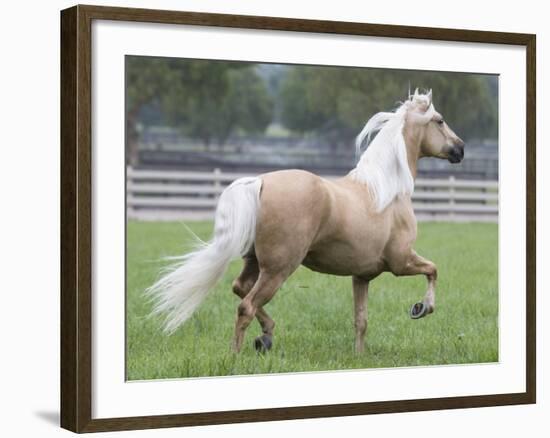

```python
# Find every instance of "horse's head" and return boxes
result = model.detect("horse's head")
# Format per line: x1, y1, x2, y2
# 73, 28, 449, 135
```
405, 89, 465, 164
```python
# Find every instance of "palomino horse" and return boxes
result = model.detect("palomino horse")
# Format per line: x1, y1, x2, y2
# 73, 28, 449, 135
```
147, 89, 465, 353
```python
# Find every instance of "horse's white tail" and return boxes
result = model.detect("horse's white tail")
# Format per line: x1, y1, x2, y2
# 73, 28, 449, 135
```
146, 177, 263, 334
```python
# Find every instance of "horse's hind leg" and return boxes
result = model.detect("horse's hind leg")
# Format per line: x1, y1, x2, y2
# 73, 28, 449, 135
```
232, 255, 259, 299
232, 256, 275, 352
232, 270, 286, 353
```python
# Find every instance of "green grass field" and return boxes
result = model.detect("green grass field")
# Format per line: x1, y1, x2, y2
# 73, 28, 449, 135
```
127, 221, 498, 380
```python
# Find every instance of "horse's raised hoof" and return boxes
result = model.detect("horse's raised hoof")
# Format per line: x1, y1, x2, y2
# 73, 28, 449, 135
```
410, 302, 429, 319
254, 334, 272, 353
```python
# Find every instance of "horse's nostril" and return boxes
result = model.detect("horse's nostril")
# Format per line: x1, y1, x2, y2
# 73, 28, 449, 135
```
447, 146, 464, 164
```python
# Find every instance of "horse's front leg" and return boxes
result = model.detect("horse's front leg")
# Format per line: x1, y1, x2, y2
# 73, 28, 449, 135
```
352, 276, 369, 353
393, 250, 437, 319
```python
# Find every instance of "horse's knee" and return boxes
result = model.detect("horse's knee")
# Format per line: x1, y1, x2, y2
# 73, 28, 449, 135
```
237, 300, 255, 323
232, 279, 245, 298
232, 272, 258, 299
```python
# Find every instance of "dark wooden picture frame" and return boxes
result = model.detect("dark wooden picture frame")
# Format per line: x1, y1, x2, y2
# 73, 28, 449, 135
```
60, 4, 536, 433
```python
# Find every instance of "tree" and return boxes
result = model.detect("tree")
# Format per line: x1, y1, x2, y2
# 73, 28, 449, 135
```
279, 66, 498, 149
125, 57, 174, 166
126, 57, 274, 163
162, 60, 232, 147
216, 68, 273, 145
161, 60, 273, 147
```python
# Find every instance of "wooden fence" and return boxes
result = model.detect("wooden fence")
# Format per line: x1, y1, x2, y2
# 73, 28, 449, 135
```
127, 168, 498, 222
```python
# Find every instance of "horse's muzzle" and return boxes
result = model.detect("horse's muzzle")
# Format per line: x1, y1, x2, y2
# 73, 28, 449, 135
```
448, 145, 465, 163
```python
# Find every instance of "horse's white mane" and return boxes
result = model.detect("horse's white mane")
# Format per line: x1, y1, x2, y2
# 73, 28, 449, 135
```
350, 89, 435, 212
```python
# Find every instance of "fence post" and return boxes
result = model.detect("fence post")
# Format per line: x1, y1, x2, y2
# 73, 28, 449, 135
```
449, 175, 455, 221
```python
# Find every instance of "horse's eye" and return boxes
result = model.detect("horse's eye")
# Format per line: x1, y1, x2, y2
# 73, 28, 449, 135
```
437, 119, 444, 126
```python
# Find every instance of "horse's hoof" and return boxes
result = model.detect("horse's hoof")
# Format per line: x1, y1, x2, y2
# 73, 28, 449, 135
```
410, 302, 429, 319
254, 334, 272, 353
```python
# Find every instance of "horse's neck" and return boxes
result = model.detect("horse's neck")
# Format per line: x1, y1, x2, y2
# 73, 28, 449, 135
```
403, 125, 421, 180
350, 120, 422, 211
407, 151, 418, 180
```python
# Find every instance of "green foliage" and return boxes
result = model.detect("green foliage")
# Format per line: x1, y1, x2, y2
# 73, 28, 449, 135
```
279, 67, 330, 133
127, 221, 498, 379
126, 57, 174, 115
279, 66, 498, 143
126, 57, 273, 147
126, 56, 498, 157
217, 67, 274, 142
126, 57, 176, 164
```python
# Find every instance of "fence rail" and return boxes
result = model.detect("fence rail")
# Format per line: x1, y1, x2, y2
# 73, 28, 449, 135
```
127, 168, 498, 222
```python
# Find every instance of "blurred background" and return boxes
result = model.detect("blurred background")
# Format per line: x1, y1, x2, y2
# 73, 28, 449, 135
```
125, 56, 499, 221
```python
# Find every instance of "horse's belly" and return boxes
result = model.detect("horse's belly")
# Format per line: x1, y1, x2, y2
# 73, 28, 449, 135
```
302, 244, 385, 277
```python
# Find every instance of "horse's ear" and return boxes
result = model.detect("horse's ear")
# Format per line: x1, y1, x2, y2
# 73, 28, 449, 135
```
413, 87, 420, 100
426, 89, 433, 106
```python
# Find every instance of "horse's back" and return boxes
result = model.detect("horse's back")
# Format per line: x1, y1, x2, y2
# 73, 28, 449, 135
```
258, 169, 330, 230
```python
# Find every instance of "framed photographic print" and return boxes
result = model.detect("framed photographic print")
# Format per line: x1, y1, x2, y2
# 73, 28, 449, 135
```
60, 4, 536, 433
